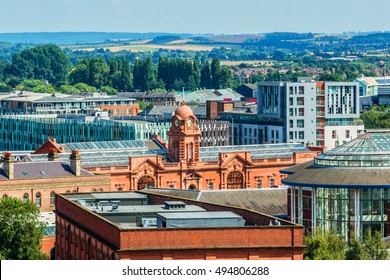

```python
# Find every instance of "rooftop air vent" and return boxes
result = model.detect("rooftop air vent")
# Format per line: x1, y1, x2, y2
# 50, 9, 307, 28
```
164, 201, 186, 210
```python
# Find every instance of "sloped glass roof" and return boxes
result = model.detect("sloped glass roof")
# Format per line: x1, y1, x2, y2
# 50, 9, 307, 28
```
66, 140, 147, 151
314, 132, 390, 167
200, 143, 310, 161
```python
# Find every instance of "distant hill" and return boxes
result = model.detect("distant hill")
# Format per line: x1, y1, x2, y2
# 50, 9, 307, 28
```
0, 32, 194, 45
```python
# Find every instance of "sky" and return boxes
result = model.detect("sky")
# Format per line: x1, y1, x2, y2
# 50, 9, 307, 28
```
1, 0, 389, 34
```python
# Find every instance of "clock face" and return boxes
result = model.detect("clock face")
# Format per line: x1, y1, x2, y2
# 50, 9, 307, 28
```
186, 118, 193, 128
174, 119, 180, 127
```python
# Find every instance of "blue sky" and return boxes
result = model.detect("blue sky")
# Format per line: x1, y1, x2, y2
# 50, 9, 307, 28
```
1, 0, 389, 34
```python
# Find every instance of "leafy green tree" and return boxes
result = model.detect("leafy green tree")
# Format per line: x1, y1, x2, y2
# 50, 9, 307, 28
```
5, 44, 71, 84
304, 229, 346, 260
360, 105, 390, 129
0, 197, 47, 260
211, 58, 221, 89
59, 84, 80, 94
346, 232, 367, 260
69, 58, 109, 89
135, 100, 146, 111
0, 82, 11, 92
219, 66, 232, 88
346, 231, 389, 260
31, 84, 55, 93
363, 230, 389, 260
133, 57, 156, 92
101, 85, 117, 95
74, 82, 97, 93
16, 79, 45, 91
109, 57, 133, 92
200, 60, 212, 89
192, 56, 201, 89
318, 72, 343, 81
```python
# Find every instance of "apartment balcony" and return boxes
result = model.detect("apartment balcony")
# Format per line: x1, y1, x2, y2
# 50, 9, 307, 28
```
316, 135, 325, 140
316, 101, 325, 106
316, 90, 325, 96
316, 112, 325, 117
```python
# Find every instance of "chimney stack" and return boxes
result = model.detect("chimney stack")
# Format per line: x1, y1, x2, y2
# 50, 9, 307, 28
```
69, 150, 81, 176
2, 152, 14, 179
47, 148, 59, 161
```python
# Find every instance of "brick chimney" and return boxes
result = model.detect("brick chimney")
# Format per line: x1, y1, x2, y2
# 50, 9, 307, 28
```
47, 148, 59, 161
69, 150, 81, 176
2, 152, 14, 179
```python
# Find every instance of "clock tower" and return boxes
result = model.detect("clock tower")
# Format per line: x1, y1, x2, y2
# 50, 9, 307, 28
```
167, 101, 201, 162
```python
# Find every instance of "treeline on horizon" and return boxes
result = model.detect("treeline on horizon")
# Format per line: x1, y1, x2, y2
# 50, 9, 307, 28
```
0, 44, 236, 94
0, 30, 389, 95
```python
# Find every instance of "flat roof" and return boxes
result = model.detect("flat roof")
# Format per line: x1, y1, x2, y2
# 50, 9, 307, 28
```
87, 204, 206, 215
89, 192, 147, 200
157, 211, 242, 220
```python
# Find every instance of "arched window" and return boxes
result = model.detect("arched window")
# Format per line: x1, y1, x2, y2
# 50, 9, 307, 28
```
23, 193, 29, 202
50, 192, 55, 206
188, 184, 196, 190
36, 192, 41, 207
227, 171, 244, 189
137, 176, 155, 190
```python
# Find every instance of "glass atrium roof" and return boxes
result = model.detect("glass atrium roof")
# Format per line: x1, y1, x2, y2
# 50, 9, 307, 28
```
66, 140, 148, 151
314, 132, 390, 167
26, 141, 310, 167
200, 143, 310, 161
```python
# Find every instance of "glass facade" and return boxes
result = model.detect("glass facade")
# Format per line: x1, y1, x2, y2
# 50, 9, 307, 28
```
315, 187, 390, 241
0, 116, 170, 151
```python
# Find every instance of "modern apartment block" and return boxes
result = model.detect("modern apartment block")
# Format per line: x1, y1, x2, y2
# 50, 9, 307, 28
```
257, 80, 364, 150
0, 91, 139, 117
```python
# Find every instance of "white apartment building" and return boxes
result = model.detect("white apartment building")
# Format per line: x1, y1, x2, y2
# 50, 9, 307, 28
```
257, 80, 364, 149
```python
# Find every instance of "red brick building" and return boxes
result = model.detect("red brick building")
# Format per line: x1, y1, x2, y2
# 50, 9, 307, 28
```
27, 101, 319, 192
55, 190, 304, 260
0, 151, 111, 258
0, 151, 111, 211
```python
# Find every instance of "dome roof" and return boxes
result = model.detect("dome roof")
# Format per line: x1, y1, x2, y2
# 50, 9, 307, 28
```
314, 132, 390, 167
174, 101, 194, 119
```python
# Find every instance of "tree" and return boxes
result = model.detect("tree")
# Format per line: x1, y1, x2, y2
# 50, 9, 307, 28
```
219, 66, 232, 88
0, 82, 11, 92
345, 232, 367, 260
363, 230, 389, 260
0, 197, 47, 260
109, 57, 133, 92
69, 58, 109, 89
5, 44, 71, 84
133, 57, 156, 92
74, 82, 97, 93
346, 231, 389, 260
304, 229, 346, 260
211, 58, 221, 89
200, 60, 212, 89
101, 85, 117, 95
59, 84, 80, 94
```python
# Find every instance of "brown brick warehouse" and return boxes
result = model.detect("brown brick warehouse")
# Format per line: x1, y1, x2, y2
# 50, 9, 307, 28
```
55, 191, 304, 260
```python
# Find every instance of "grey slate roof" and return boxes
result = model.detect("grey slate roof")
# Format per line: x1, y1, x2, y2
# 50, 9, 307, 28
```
143, 188, 288, 216
0, 161, 92, 180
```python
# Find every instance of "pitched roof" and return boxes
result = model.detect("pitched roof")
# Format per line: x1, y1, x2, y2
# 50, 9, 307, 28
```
0, 161, 92, 180
143, 188, 287, 216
